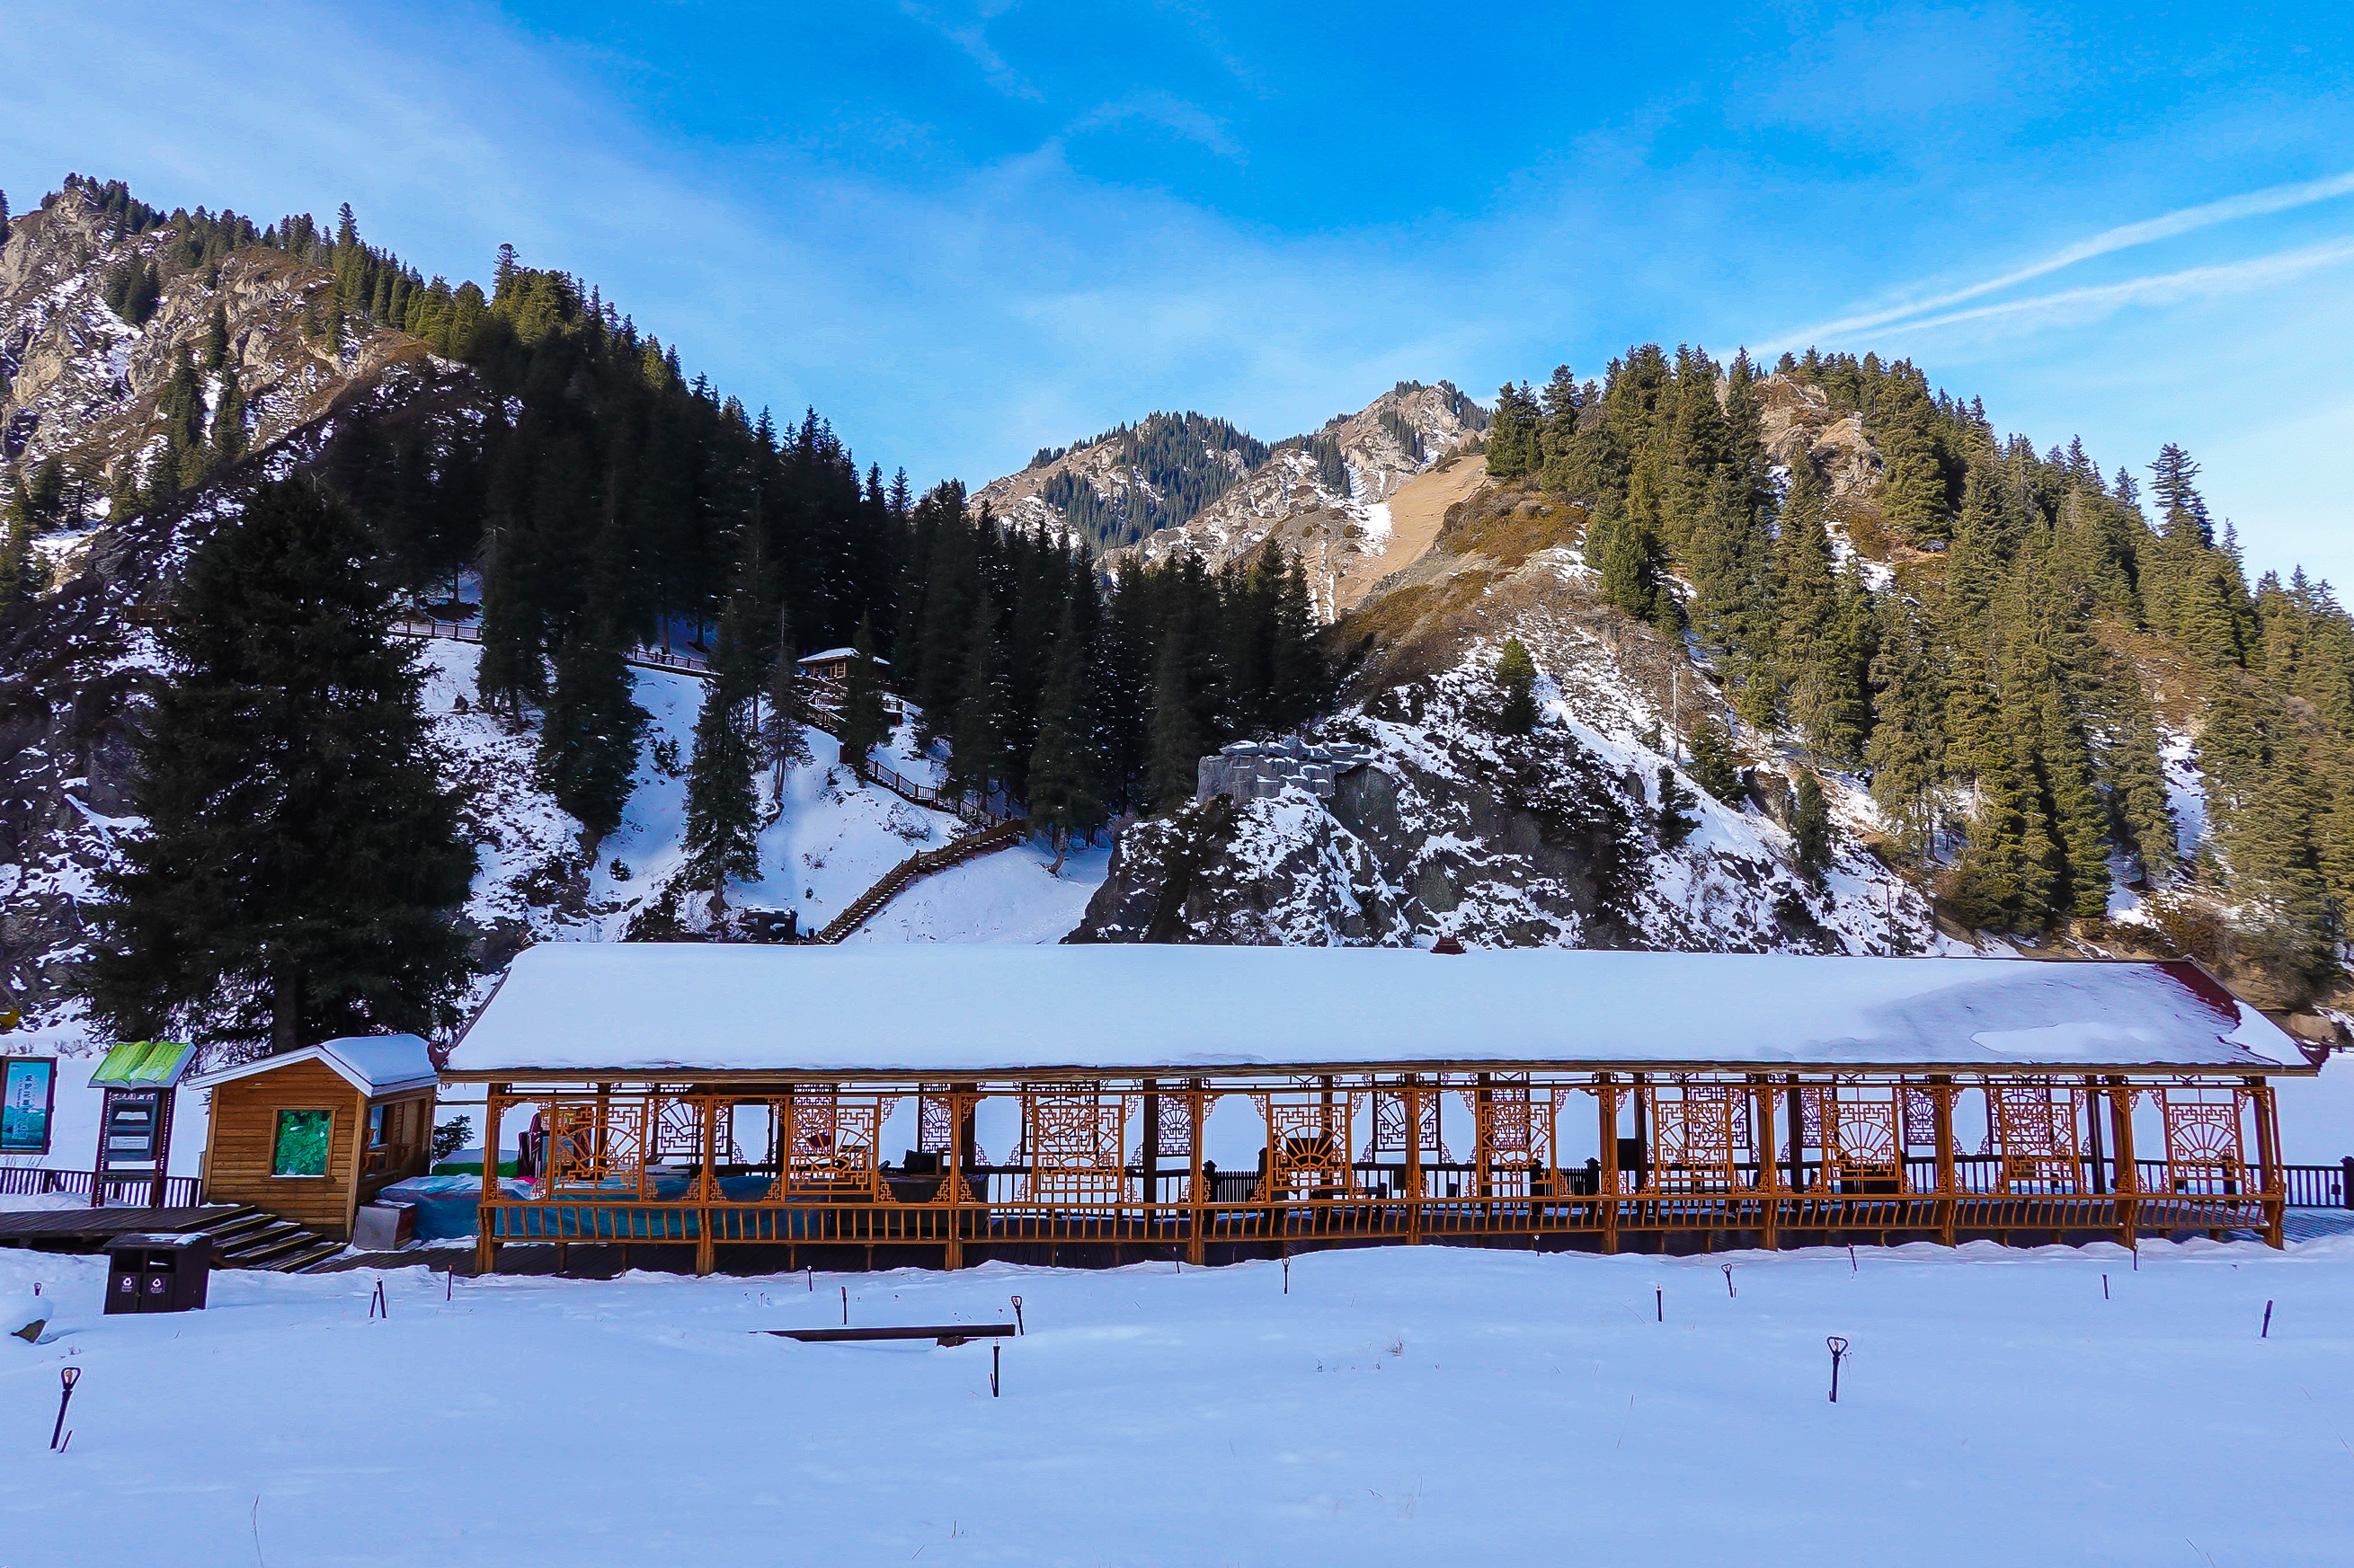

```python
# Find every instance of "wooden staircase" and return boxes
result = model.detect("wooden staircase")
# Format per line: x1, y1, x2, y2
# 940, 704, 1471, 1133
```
816, 819, 1029, 943
200, 1205, 344, 1272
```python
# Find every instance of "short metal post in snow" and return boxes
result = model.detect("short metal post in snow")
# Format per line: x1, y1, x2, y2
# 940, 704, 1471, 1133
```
990, 1343, 1001, 1398
1011, 1296, 1025, 1335
1283, 1257, 1291, 1295
369, 1279, 387, 1319
1848, 1245, 1857, 1274
1655, 1288, 1663, 1323
1722, 1263, 1736, 1298
2262, 1300, 2274, 1339
446, 1269, 454, 1302
2102, 1273, 2110, 1300
1825, 1337, 1850, 1403
50, 1367, 80, 1449
840, 1286, 848, 1326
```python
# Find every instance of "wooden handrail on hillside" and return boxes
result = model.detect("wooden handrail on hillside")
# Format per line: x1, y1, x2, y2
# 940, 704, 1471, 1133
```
815, 818, 1029, 943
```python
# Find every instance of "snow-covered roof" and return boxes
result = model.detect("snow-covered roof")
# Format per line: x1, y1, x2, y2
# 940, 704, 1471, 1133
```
444, 944, 2311, 1078
190, 1034, 439, 1096
796, 648, 886, 667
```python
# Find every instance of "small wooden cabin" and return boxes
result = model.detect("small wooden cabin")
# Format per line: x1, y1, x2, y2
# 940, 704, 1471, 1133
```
795, 647, 886, 682
190, 1035, 438, 1240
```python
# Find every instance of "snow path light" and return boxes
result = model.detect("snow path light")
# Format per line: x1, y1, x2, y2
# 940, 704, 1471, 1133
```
1722, 1264, 1736, 1298
1010, 1296, 1024, 1335
49, 1366, 78, 1449
1825, 1338, 1850, 1404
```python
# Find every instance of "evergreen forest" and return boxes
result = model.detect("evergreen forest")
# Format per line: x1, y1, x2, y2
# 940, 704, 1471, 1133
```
1486, 345, 2354, 982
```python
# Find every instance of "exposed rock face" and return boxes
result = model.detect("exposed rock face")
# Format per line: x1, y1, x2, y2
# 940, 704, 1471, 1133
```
1117, 381, 1488, 592
1073, 666, 1884, 952
1753, 375, 1879, 497
1, 187, 427, 529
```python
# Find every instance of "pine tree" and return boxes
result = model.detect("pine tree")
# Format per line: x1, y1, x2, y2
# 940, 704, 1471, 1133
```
1495, 638, 1539, 734
1146, 637, 1204, 814
949, 595, 1012, 801
1864, 597, 1942, 860
537, 616, 644, 844
760, 603, 816, 792
680, 598, 762, 893
835, 613, 893, 770
2102, 660, 2176, 883
1688, 716, 1740, 804
1485, 382, 1541, 479
1791, 771, 1832, 889
1655, 766, 1700, 850
1776, 465, 1866, 761
1587, 495, 1661, 622
1026, 606, 1106, 871
84, 479, 475, 1050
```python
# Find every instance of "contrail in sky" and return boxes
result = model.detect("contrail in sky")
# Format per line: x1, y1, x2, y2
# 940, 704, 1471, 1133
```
1772, 168, 2354, 349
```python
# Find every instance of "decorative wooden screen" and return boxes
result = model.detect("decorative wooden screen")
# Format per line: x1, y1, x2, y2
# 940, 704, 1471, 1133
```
1903, 1087, 1937, 1149
1810, 1086, 1902, 1192
1677, 1080, 1752, 1151
1258, 1096, 1358, 1200
919, 1087, 989, 1166
776, 1094, 890, 1199
546, 1100, 648, 1194
1472, 1080, 1549, 1196
1988, 1084, 2083, 1193
1022, 1089, 1130, 1204
652, 1094, 706, 1162
1649, 1088, 1740, 1192
1362, 1085, 1452, 1163
2160, 1092, 2249, 1196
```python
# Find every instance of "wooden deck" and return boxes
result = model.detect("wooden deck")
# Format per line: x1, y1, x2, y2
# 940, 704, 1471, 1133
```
0, 1204, 240, 1248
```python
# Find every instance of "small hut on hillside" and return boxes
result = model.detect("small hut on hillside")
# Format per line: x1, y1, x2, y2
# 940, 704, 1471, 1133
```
441, 943, 2312, 1273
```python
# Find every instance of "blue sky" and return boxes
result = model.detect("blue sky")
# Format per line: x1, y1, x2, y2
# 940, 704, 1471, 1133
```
6, 3, 2352, 583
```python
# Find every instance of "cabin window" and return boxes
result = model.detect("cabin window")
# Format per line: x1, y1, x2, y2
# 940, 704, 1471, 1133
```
367, 1104, 387, 1147
272, 1109, 333, 1176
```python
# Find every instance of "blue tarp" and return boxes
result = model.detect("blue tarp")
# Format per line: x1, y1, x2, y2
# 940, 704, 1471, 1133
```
378, 1174, 822, 1240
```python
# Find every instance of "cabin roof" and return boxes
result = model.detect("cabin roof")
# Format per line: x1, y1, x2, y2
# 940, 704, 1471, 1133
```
189, 1034, 439, 1096
442, 944, 2310, 1079
795, 648, 885, 667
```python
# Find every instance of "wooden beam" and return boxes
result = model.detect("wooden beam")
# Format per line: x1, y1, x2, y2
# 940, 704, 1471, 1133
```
1931, 1076, 1958, 1247
475, 1085, 505, 1275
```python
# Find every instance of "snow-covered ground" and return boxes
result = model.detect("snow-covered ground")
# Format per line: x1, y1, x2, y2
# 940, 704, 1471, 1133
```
6, 1236, 2350, 1565
847, 841, 1112, 943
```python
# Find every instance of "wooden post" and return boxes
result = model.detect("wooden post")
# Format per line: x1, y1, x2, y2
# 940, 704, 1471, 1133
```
1753, 1076, 1779, 1251
945, 1081, 975, 1270
2083, 1076, 2109, 1194
1403, 1076, 1424, 1246
1597, 1076, 1620, 1255
694, 1097, 718, 1276
2107, 1076, 2139, 1249
1931, 1076, 1958, 1247
1141, 1080, 1160, 1251
1784, 1078, 1807, 1195
475, 1085, 505, 1276
1186, 1079, 1207, 1266
2251, 1077, 2284, 1249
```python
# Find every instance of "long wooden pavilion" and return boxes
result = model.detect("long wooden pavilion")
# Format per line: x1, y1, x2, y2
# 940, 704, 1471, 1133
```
441, 943, 2314, 1274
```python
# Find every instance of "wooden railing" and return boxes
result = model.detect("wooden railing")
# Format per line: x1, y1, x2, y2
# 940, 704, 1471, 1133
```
392, 616, 715, 678
0, 1165, 204, 1209
815, 819, 1029, 943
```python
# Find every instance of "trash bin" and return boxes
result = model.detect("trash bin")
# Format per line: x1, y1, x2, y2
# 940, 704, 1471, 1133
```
102, 1233, 212, 1315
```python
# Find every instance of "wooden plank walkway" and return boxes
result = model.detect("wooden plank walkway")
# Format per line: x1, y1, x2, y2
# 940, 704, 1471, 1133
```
0, 1205, 239, 1245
